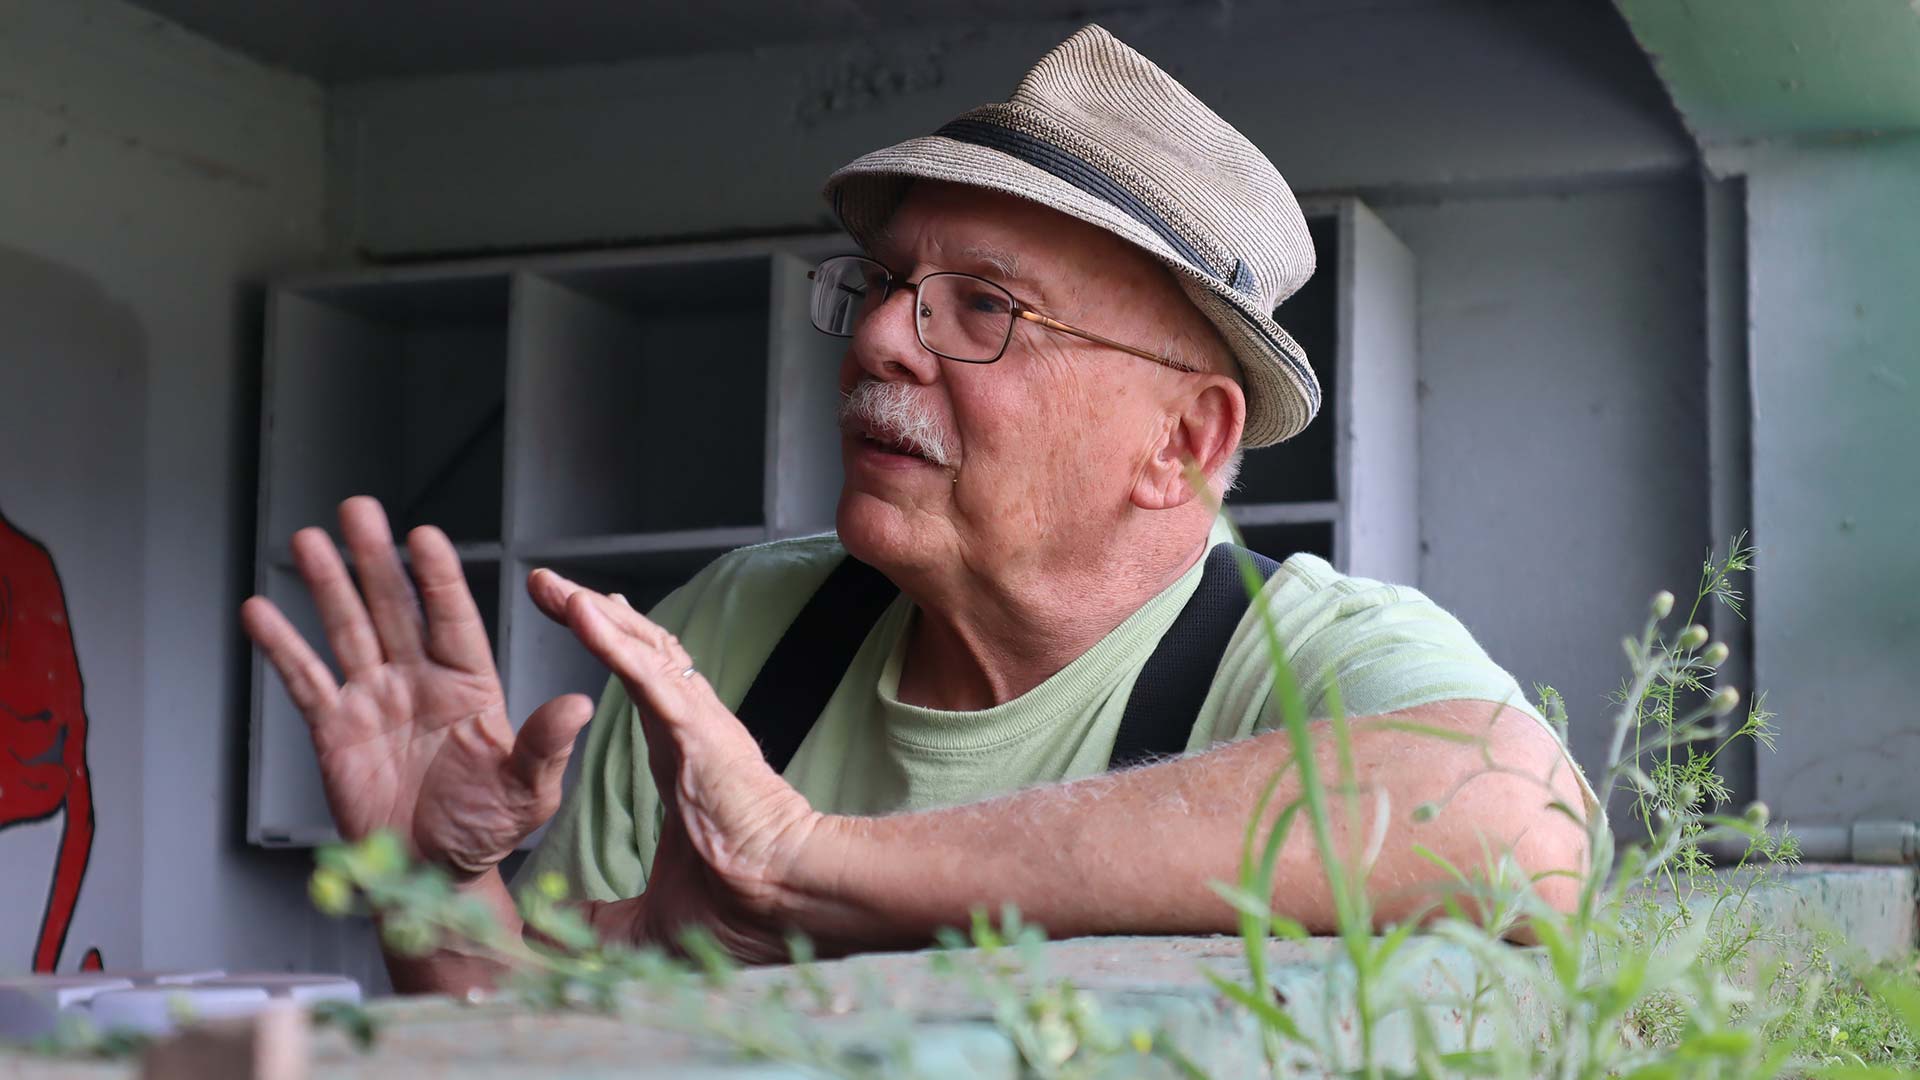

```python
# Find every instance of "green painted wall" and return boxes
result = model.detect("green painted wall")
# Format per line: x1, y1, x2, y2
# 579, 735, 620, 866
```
1619, 0, 1920, 146
1618, 0, 1920, 825
1744, 135, 1920, 823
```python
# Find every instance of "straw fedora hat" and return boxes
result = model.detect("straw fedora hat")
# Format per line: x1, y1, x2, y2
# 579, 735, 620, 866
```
823, 24, 1320, 448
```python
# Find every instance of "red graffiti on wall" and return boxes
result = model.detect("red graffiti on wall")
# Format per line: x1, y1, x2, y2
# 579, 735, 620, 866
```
0, 510, 96, 972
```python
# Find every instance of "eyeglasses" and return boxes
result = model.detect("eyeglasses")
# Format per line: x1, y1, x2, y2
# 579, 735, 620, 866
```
806, 255, 1197, 372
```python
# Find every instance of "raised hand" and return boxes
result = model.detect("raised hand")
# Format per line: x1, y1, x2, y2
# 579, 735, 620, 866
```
242, 497, 594, 879
527, 568, 829, 962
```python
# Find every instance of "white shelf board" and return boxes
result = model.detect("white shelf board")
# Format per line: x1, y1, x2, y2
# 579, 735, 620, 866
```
273, 231, 846, 295
514, 525, 768, 564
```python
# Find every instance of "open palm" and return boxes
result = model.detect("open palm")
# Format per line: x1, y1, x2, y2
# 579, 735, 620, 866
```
242, 497, 593, 879
527, 568, 822, 960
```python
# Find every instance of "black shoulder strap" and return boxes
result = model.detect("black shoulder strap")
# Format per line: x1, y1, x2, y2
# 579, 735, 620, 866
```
1109, 543, 1283, 769
735, 554, 898, 774
736, 543, 1285, 776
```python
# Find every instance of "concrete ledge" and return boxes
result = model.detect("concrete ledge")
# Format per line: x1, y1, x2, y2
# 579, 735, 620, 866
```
1744, 863, 1917, 962
2, 866, 1911, 1077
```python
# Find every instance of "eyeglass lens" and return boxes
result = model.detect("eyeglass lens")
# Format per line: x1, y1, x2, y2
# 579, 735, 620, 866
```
808, 257, 1016, 363
915, 273, 1014, 362
809, 256, 890, 336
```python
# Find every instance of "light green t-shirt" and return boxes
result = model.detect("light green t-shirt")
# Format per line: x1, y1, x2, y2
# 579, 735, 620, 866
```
517, 526, 1582, 903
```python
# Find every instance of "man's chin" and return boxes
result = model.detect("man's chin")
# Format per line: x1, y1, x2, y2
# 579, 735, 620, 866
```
835, 489, 938, 571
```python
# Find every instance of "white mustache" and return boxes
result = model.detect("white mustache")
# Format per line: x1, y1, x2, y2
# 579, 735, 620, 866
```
838, 379, 955, 468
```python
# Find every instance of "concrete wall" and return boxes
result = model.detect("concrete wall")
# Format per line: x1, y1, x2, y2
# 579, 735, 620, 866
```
1375, 177, 1708, 798
1617, 0, 1920, 833
1733, 136, 1920, 826
0, 0, 1726, 978
325, 0, 1706, 785
0, 249, 146, 972
327, 1, 1691, 255
0, 0, 334, 973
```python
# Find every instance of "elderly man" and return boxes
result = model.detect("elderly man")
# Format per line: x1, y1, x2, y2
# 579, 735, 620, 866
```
243, 26, 1589, 994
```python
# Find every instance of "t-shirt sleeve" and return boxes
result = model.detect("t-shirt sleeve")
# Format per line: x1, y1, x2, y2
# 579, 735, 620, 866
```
1250, 565, 1597, 814
1268, 579, 1545, 728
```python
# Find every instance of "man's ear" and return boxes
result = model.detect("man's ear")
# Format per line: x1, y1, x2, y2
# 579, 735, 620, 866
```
1131, 378, 1244, 511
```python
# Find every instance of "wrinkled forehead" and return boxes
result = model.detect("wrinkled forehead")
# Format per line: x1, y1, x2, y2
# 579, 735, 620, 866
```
875, 180, 1074, 242
872, 181, 1186, 313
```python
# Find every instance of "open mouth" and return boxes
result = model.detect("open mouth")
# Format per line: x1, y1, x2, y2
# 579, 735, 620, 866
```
855, 426, 936, 464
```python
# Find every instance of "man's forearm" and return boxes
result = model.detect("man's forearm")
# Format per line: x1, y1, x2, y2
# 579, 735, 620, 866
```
797, 724, 1327, 949
382, 866, 523, 995
787, 701, 1587, 951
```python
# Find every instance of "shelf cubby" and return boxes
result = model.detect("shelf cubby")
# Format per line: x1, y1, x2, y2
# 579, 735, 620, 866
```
505, 260, 771, 545
1226, 200, 1417, 585
1239, 521, 1337, 566
764, 249, 852, 537
500, 542, 745, 731
262, 274, 511, 548
1231, 213, 1341, 507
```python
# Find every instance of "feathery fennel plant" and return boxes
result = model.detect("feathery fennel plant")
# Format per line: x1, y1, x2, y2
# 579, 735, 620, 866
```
1190, 526, 1914, 1078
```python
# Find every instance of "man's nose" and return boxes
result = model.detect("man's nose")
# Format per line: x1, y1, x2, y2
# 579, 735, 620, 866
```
849, 283, 940, 385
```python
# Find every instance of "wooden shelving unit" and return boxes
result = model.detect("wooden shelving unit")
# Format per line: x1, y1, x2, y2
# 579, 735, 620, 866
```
1226, 198, 1418, 584
247, 200, 1415, 846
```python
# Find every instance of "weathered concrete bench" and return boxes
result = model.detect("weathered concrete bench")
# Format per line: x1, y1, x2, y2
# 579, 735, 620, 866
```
4, 865, 1911, 1078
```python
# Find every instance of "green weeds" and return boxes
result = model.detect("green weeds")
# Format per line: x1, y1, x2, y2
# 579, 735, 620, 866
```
16, 530, 1905, 1077
285, 532, 1912, 1078
1192, 529, 1913, 1078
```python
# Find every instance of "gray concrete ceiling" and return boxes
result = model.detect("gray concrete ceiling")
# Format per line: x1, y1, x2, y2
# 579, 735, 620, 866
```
122, 0, 1232, 82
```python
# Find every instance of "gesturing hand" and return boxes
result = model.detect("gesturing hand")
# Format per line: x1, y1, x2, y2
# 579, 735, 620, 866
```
527, 569, 831, 963
241, 497, 595, 879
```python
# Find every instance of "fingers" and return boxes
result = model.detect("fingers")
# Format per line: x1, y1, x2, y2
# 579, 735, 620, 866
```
552, 571, 662, 645
564, 588, 688, 692
508, 692, 596, 796
408, 524, 495, 673
535, 570, 666, 654
240, 596, 339, 714
339, 496, 424, 662
527, 567, 576, 626
290, 526, 384, 675
528, 567, 633, 628
545, 572, 757, 780
564, 591, 740, 766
